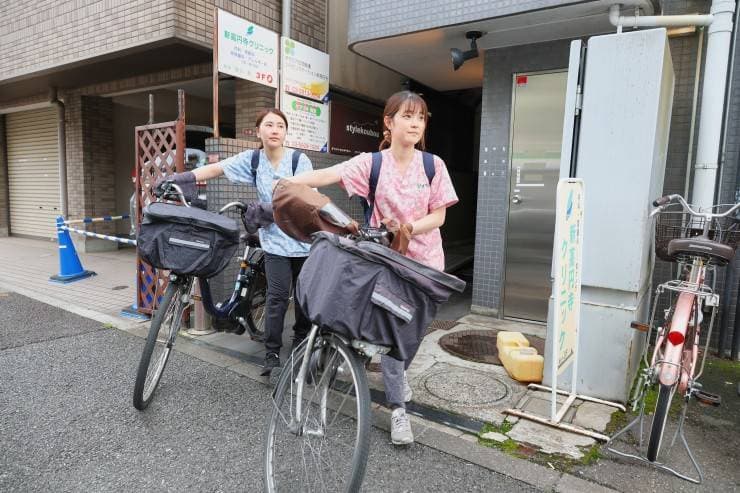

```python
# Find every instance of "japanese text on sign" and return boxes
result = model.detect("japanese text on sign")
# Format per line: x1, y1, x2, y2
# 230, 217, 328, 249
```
217, 9, 278, 88
281, 93, 329, 152
281, 37, 330, 102
553, 180, 584, 374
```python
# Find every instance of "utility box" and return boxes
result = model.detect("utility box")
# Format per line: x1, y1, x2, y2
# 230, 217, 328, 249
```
544, 28, 675, 402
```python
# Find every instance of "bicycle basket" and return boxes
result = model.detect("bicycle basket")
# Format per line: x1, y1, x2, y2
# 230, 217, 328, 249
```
295, 232, 466, 362
138, 202, 240, 277
654, 206, 740, 262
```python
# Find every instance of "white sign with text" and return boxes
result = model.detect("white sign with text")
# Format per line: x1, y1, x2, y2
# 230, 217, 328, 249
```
217, 9, 279, 88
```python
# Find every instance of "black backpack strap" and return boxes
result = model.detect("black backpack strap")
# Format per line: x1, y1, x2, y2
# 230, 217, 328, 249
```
421, 151, 436, 185
362, 152, 383, 225
250, 149, 261, 186
292, 151, 303, 176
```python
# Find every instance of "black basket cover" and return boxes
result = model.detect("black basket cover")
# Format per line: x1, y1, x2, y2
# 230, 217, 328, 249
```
138, 202, 240, 278
296, 232, 466, 362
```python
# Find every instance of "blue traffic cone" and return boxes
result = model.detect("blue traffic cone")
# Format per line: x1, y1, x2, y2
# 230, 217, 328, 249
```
50, 216, 96, 283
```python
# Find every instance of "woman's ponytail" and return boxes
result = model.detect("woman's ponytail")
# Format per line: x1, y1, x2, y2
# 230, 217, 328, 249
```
379, 130, 391, 150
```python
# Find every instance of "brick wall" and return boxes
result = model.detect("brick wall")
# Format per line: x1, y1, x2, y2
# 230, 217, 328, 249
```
0, 0, 175, 82
1, 0, 326, 85
203, 137, 348, 304
65, 95, 117, 252
0, 115, 8, 236
235, 81, 277, 141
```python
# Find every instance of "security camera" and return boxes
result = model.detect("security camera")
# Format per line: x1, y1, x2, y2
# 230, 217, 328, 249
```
450, 31, 484, 71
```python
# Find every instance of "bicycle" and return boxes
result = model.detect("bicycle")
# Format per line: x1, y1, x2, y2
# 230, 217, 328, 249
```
263, 201, 466, 492
606, 194, 740, 483
132, 183, 268, 411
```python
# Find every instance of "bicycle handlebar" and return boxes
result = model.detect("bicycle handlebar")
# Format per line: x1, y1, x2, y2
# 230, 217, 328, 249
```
650, 194, 740, 219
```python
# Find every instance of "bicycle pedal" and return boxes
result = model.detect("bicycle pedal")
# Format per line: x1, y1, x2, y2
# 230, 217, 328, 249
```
695, 390, 721, 406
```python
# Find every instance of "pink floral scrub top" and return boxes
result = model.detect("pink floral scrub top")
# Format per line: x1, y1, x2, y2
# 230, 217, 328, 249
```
339, 149, 459, 271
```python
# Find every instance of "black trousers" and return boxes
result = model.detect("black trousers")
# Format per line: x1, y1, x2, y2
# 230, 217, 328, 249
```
263, 252, 311, 354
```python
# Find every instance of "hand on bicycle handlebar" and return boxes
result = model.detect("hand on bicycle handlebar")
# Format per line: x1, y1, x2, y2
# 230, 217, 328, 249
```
652, 195, 672, 207
154, 171, 197, 202
381, 218, 413, 255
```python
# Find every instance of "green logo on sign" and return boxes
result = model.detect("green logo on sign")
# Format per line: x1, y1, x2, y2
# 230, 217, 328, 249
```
291, 99, 321, 117
246, 25, 254, 35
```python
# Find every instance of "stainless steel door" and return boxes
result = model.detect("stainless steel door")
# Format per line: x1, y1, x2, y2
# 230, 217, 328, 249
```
503, 71, 568, 321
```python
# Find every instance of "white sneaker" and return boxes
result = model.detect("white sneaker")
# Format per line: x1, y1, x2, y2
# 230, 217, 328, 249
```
390, 408, 414, 445
403, 371, 413, 403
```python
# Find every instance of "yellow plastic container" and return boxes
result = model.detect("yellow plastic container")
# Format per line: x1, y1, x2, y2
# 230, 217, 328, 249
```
497, 331, 544, 383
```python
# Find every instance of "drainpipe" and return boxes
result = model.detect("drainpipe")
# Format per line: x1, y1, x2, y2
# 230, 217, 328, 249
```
609, 5, 714, 29
49, 87, 68, 218
282, 0, 291, 37
691, 1, 736, 210
277, 0, 292, 109
684, 28, 704, 200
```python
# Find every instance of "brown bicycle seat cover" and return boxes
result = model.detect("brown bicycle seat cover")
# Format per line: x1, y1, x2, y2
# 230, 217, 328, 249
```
272, 179, 358, 243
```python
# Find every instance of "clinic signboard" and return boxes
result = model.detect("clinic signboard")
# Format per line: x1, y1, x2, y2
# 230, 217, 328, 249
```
329, 100, 382, 155
281, 37, 330, 102
217, 9, 279, 88
553, 179, 584, 374
282, 93, 329, 152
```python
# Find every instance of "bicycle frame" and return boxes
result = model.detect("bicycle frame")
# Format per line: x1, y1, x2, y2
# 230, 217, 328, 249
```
197, 241, 261, 321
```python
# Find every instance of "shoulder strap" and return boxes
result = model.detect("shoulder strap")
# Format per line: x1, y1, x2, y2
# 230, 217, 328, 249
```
421, 151, 436, 185
292, 151, 303, 176
362, 152, 384, 225
250, 149, 260, 185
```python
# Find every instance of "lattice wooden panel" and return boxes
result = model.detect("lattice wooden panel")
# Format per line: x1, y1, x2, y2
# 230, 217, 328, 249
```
134, 104, 185, 315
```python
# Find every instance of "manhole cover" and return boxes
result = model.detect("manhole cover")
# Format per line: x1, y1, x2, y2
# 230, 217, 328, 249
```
438, 329, 545, 366
423, 367, 510, 405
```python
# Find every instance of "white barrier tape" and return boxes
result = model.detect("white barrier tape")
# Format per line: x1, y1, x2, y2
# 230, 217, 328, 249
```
61, 226, 137, 246
64, 214, 130, 225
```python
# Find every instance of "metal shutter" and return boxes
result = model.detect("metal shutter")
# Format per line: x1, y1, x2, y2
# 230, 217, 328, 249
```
6, 107, 60, 239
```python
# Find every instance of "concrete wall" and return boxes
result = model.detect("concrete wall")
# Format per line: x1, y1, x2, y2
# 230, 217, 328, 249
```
328, 0, 405, 102
347, 0, 660, 44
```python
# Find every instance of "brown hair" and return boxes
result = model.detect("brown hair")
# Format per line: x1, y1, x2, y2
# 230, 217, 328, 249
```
379, 91, 428, 151
255, 108, 289, 149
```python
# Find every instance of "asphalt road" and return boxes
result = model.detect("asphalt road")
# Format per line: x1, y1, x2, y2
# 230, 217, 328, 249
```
0, 291, 537, 492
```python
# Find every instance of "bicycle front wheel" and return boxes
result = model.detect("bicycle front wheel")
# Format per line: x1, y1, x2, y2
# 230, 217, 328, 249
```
647, 383, 674, 462
264, 334, 371, 493
132, 280, 188, 410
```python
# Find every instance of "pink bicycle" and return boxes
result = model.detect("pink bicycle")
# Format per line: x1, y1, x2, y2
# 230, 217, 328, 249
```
606, 194, 740, 483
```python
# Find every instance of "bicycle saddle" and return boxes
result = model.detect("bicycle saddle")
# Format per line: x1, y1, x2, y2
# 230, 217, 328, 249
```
667, 237, 736, 265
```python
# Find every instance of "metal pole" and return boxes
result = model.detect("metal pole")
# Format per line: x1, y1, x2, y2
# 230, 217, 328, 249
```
148, 94, 154, 124
213, 6, 220, 138
50, 87, 68, 218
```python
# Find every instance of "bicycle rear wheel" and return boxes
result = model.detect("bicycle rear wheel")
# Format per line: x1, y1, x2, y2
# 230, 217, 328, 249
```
264, 334, 371, 493
132, 279, 188, 410
647, 383, 674, 462
245, 268, 267, 340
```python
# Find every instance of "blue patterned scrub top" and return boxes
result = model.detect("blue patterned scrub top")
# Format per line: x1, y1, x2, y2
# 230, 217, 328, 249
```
221, 148, 312, 257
